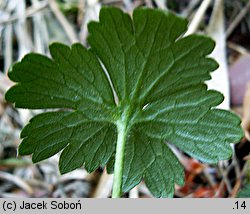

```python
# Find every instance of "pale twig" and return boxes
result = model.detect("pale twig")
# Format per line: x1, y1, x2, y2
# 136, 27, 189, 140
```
0, 1, 48, 26
244, 155, 250, 161
241, 82, 250, 141
129, 186, 139, 198
227, 42, 250, 55
154, 0, 167, 9
0, 193, 29, 198
14, 0, 33, 59
79, 0, 101, 44
181, 0, 200, 17
226, 0, 250, 38
26, 179, 53, 192
0, 171, 34, 195
218, 164, 232, 194
184, 0, 212, 36
77, 0, 85, 26
203, 166, 216, 188
58, 169, 89, 183
206, 0, 230, 110
139, 183, 152, 197
216, 154, 238, 196
214, 180, 225, 197
48, 0, 79, 43
230, 161, 250, 198
32, 0, 49, 54
91, 169, 113, 198
3, 24, 13, 73
232, 154, 241, 180
145, 0, 153, 8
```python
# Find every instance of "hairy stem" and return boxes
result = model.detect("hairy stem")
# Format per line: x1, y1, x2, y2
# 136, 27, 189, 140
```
112, 119, 128, 198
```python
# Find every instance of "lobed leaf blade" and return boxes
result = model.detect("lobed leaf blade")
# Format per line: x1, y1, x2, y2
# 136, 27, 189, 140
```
5, 7, 244, 198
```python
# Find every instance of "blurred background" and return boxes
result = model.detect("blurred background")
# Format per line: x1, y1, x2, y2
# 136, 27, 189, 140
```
0, 0, 250, 198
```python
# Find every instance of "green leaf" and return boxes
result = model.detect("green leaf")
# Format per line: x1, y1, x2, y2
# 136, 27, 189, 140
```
237, 184, 250, 198
5, 7, 243, 198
